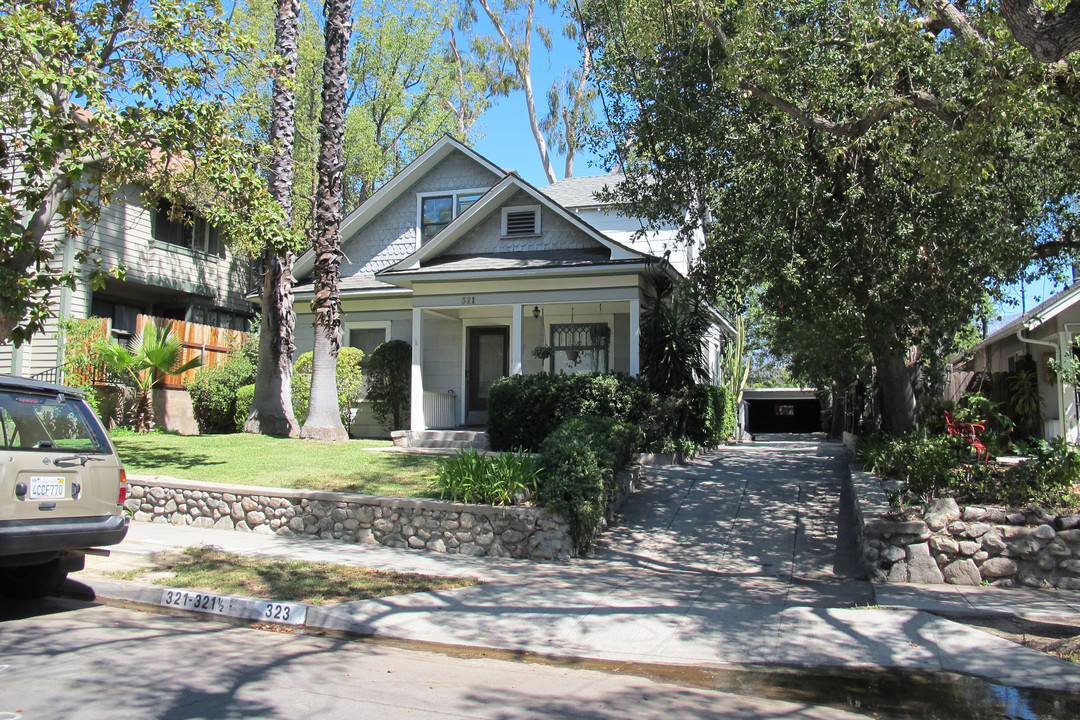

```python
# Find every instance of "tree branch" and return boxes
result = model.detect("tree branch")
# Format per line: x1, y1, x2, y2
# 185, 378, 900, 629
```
1000, 0, 1080, 63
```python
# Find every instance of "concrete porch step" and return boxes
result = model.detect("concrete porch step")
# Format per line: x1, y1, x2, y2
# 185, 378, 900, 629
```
390, 429, 488, 451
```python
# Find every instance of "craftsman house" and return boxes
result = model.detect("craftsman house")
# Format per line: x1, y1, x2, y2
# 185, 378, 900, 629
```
0, 186, 255, 379
291, 136, 731, 436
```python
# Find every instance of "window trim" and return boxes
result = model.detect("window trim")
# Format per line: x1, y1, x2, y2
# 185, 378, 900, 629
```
501, 204, 541, 237
345, 320, 391, 364
151, 200, 223, 257
415, 188, 488, 248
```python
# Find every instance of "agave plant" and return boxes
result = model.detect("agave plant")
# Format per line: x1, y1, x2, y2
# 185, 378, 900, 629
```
97, 322, 201, 433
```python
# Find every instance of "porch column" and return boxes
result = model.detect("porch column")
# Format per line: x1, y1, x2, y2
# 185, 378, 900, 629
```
411, 307, 426, 431
629, 295, 641, 377
511, 303, 523, 375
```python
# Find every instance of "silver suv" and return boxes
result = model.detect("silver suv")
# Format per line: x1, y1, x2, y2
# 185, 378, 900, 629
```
0, 375, 129, 599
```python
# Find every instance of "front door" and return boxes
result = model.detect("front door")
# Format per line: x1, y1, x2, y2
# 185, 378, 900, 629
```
466, 326, 508, 423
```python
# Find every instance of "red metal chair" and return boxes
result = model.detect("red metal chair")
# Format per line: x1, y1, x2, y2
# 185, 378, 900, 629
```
944, 410, 989, 464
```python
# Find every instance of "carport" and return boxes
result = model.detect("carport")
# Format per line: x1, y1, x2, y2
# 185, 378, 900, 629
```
743, 388, 822, 434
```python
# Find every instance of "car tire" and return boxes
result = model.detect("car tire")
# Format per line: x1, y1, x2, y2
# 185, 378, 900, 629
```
0, 560, 68, 600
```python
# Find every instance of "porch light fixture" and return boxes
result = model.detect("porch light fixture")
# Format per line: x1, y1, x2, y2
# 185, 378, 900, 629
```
532, 305, 540, 320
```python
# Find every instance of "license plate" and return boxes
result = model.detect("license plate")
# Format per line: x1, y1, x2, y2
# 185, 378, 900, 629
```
29, 476, 65, 500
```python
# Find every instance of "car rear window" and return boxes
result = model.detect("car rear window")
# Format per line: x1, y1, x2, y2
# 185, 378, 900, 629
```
0, 391, 109, 453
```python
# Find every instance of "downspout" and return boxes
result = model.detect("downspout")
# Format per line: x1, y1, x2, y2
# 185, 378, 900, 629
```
1016, 327, 1064, 439
1061, 323, 1080, 443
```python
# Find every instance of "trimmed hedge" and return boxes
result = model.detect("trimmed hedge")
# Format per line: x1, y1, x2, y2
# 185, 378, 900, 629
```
685, 384, 736, 448
234, 384, 255, 432
537, 416, 639, 554
185, 349, 256, 434
487, 373, 654, 452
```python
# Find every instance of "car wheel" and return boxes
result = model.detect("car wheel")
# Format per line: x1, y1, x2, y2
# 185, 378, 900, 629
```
0, 560, 68, 600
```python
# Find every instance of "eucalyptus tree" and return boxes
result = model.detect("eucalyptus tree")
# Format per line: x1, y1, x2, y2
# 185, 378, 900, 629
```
0, 0, 288, 349
585, 0, 1078, 433
300, 0, 351, 442
245, 0, 303, 438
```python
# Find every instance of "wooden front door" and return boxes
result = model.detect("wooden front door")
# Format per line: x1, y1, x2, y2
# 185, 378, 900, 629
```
466, 326, 508, 421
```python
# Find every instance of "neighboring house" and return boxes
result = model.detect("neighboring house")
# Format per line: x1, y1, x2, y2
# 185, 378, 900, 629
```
0, 185, 255, 379
947, 280, 1080, 443
291, 136, 732, 436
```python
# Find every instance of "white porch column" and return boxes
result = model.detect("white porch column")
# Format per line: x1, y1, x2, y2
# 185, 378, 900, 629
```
629, 295, 641, 377
511, 303, 523, 375
411, 307, 426, 431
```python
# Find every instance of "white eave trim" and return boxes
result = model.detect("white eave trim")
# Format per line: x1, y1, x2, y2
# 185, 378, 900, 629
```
377, 260, 655, 288
382, 175, 649, 273
293, 135, 504, 279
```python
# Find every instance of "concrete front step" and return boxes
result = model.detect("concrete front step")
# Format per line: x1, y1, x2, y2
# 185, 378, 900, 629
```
390, 429, 488, 450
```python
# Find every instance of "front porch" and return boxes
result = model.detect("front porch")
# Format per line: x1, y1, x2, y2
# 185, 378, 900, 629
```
408, 296, 642, 431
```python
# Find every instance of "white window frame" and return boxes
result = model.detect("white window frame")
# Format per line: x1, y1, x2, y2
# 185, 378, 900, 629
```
345, 320, 391, 355
501, 204, 541, 237
415, 188, 488, 248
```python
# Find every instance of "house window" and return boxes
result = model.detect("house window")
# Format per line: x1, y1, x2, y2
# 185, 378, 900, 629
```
152, 199, 223, 256
348, 324, 389, 364
418, 190, 486, 244
90, 298, 142, 337
501, 205, 541, 237
549, 322, 609, 374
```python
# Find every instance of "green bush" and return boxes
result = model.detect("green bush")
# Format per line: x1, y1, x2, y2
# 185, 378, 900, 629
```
234, 384, 255, 432
185, 351, 256, 434
366, 339, 411, 431
487, 373, 654, 451
433, 447, 540, 506
685, 384, 733, 448
537, 416, 638, 554
290, 347, 365, 431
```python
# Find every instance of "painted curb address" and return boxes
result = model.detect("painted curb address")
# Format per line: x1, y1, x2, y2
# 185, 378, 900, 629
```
158, 587, 308, 626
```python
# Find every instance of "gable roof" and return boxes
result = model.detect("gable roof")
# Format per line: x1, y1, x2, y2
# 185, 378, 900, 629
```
541, 174, 623, 209
377, 173, 650, 284
293, 135, 505, 280
956, 280, 1080, 360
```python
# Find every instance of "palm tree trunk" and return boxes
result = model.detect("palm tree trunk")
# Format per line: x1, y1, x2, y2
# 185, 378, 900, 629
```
300, 0, 350, 442
247, 0, 301, 437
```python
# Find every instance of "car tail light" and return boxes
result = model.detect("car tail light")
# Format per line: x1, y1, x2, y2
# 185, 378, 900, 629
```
118, 468, 128, 505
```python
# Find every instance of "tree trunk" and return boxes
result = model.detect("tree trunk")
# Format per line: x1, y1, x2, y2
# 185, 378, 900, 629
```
1000, 0, 1080, 63
246, 0, 301, 437
874, 347, 916, 436
300, 0, 350, 442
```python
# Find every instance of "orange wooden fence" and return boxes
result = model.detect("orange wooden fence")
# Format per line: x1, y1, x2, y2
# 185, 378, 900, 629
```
133, 315, 250, 390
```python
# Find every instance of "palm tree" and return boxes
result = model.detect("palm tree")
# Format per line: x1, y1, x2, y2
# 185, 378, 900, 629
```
246, 0, 302, 438
300, 0, 351, 441
97, 322, 201, 433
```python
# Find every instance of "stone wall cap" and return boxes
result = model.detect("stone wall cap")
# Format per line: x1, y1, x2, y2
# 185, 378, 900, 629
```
127, 474, 550, 518
863, 518, 929, 536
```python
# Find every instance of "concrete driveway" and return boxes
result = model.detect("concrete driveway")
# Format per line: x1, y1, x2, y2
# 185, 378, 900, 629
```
595, 437, 872, 607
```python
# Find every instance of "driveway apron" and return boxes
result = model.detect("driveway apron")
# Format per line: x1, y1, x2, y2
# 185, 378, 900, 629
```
594, 438, 872, 608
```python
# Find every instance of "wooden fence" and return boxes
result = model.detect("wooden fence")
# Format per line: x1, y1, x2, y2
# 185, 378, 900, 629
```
133, 314, 250, 390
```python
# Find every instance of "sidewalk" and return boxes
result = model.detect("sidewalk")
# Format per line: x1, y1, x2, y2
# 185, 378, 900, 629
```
73, 442, 1080, 694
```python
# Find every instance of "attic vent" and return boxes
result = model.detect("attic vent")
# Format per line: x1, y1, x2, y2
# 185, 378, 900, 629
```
501, 205, 541, 237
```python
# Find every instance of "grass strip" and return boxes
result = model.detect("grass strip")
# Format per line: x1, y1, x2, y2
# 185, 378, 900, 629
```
118, 545, 478, 605
111, 431, 442, 497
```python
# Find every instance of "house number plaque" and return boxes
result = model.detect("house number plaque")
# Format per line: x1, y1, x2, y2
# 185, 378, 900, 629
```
461, 296, 475, 305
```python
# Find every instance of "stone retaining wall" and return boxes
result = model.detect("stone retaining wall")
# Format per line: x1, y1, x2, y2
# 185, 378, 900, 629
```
126, 466, 641, 562
849, 465, 1080, 588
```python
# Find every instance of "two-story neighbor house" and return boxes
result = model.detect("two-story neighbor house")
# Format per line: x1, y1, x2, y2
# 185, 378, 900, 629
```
0, 185, 255, 379
291, 136, 731, 435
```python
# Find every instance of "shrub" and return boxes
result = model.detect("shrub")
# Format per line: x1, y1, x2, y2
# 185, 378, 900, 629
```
685, 384, 732, 448
433, 447, 540, 506
290, 347, 364, 431
366, 339, 411, 431
234, 384, 256, 432
186, 351, 256, 434
487, 373, 654, 451
537, 416, 638, 554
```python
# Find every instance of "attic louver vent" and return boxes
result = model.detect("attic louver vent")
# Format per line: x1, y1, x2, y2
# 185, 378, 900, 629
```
504, 209, 538, 235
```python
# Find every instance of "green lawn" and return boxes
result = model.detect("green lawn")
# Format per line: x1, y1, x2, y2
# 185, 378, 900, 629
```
112, 431, 442, 497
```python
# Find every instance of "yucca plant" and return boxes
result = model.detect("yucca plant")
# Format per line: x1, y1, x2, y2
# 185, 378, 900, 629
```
97, 322, 201, 433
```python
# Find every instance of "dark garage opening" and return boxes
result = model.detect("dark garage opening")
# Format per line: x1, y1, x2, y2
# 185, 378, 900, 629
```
744, 392, 822, 434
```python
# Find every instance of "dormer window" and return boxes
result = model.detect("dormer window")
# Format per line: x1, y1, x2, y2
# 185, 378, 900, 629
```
501, 205, 541, 237
418, 189, 485, 244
